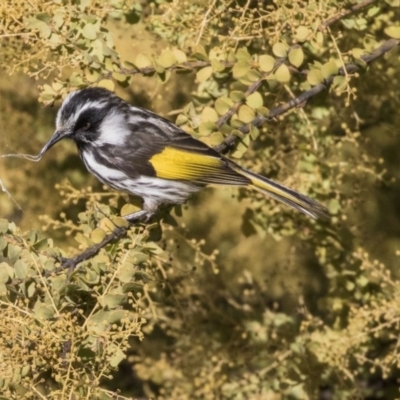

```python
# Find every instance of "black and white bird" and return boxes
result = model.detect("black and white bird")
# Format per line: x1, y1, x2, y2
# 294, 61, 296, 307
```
39, 87, 328, 221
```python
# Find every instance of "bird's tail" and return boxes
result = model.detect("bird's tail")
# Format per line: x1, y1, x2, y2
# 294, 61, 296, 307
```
226, 160, 328, 219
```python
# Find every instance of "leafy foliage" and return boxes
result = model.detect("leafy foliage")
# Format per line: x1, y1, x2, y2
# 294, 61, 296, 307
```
1, 0, 400, 398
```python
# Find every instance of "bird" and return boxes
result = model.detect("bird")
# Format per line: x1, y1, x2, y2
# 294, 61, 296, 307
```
39, 87, 328, 222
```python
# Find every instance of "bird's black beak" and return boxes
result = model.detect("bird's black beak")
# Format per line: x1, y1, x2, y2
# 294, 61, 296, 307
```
39, 130, 70, 157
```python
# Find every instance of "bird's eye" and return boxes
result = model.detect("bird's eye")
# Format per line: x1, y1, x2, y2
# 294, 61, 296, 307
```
83, 122, 91, 130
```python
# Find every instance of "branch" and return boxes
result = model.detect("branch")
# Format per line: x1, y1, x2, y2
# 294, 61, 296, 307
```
56, 214, 146, 272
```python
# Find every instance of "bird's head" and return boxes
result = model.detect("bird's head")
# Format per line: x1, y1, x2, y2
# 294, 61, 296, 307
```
40, 87, 129, 156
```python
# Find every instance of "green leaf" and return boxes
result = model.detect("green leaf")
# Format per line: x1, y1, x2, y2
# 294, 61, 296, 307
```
193, 44, 208, 61
118, 264, 137, 283
14, 260, 27, 279
235, 47, 252, 61
332, 76, 347, 91
246, 92, 263, 108
215, 97, 234, 115
367, 6, 380, 17
82, 23, 98, 40
211, 58, 225, 72
172, 48, 187, 63
100, 294, 126, 309
249, 125, 260, 141
307, 69, 324, 85
288, 48, 304, 68
272, 42, 288, 57
0, 219, 8, 233
321, 61, 339, 79
385, 26, 400, 39
238, 105, 255, 123
196, 66, 213, 83
0, 284, 7, 296
202, 132, 224, 147
201, 106, 219, 122
135, 53, 152, 69
97, 79, 115, 91
88, 310, 128, 334
34, 301, 55, 320
91, 228, 106, 244
157, 50, 177, 68
352, 48, 366, 59
259, 55, 275, 72
112, 71, 128, 82
328, 199, 341, 214
275, 64, 291, 83
294, 26, 310, 42
230, 90, 246, 102
199, 121, 216, 136
0, 263, 12, 283
8, 244, 21, 264
232, 60, 251, 79
385, 0, 400, 5
109, 347, 126, 368
25, 17, 51, 38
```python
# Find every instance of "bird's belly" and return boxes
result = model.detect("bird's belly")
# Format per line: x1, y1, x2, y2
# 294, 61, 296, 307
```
80, 149, 200, 207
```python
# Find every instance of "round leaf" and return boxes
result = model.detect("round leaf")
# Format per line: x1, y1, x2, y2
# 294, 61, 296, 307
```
157, 50, 177, 68
275, 64, 291, 83
238, 105, 255, 123
91, 228, 106, 244
307, 69, 324, 86
97, 79, 115, 91
246, 92, 263, 108
259, 55, 275, 72
82, 23, 98, 40
232, 60, 251, 78
215, 97, 234, 115
385, 26, 400, 39
321, 61, 339, 79
196, 66, 213, 83
201, 106, 219, 122
288, 47, 304, 68
294, 26, 310, 42
135, 53, 152, 69
272, 42, 288, 57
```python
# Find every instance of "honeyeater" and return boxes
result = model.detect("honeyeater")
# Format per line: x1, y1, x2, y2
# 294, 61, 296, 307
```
39, 87, 328, 221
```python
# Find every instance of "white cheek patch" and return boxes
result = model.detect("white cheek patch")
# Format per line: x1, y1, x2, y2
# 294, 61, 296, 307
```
96, 109, 129, 146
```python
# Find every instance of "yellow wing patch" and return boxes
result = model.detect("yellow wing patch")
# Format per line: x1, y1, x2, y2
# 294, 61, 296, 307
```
149, 147, 223, 181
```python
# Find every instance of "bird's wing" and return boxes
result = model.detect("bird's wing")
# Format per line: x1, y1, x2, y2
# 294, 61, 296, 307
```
124, 108, 249, 185
148, 125, 248, 185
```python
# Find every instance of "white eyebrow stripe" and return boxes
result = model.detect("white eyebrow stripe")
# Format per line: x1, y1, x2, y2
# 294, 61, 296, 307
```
56, 94, 109, 130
